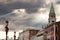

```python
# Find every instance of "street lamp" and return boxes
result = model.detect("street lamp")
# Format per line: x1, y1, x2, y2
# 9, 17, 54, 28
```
14, 31, 16, 40
5, 21, 9, 40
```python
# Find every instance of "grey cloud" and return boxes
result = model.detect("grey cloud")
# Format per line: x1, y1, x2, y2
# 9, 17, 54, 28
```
7, 2, 39, 13
26, 8, 38, 13
0, 2, 12, 15
0, 0, 49, 31
56, 0, 60, 4
0, 0, 46, 15
0, 12, 48, 31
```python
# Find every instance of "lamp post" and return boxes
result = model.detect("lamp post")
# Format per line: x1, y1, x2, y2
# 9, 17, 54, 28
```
5, 21, 9, 40
14, 32, 16, 40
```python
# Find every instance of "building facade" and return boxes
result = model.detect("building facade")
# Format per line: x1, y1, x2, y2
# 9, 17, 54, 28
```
18, 29, 39, 40
30, 29, 44, 40
43, 3, 60, 40
44, 21, 60, 40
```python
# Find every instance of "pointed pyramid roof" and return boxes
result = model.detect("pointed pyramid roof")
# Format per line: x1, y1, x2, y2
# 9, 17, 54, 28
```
49, 3, 55, 14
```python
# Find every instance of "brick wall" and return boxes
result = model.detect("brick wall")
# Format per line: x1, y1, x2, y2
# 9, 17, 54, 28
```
29, 30, 39, 40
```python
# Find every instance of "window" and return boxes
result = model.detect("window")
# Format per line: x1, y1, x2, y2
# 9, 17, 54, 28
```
48, 29, 50, 34
52, 21, 54, 23
48, 38, 50, 40
45, 30, 51, 34
55, 27, 58, 34
44, 39, 47, 40
56, 36, 58, 40
51, 37, 54, 40
45, 31, 48, 34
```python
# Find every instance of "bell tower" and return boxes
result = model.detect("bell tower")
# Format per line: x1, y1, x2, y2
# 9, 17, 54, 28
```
48, 3, 56, 24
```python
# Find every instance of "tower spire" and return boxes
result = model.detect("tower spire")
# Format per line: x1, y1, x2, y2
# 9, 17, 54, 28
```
48, 2, 56, 24
50, 3, 55, 14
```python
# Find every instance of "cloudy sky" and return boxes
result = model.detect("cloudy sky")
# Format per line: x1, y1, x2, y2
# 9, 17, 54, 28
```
0, 0, 60, 39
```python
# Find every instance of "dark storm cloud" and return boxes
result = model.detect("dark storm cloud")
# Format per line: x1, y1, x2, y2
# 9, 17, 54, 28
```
0, 2, 12, 15
0, 0, 45, 15
56, 0, 60, 4
7, 1, 41, 13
